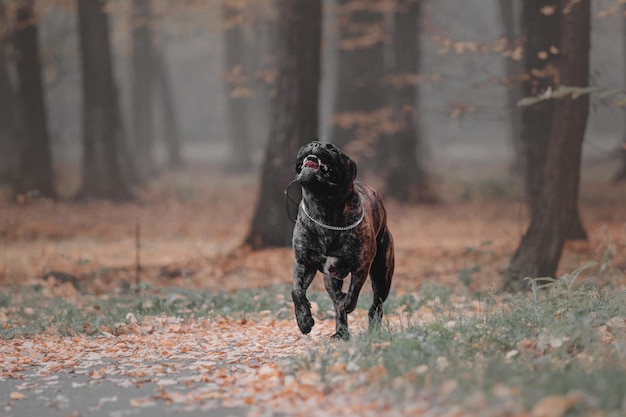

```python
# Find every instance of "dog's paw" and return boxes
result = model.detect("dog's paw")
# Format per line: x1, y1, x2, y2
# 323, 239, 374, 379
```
296, 309, 315, 334
330, 329, 350, 341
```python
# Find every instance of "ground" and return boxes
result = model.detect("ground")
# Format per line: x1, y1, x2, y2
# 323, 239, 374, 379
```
1, 167, 625, 416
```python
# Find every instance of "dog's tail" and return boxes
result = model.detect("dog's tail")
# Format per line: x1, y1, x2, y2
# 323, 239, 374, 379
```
370, 226, 394, 303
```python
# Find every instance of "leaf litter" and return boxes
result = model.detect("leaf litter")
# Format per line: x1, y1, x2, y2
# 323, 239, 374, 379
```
1, 171, 626, 416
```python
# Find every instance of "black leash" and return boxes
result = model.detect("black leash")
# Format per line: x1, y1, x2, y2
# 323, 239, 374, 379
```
284, 179, 302, 224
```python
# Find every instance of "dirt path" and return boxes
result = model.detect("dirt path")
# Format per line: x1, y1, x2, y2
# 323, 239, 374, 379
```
2, 313, 340, 417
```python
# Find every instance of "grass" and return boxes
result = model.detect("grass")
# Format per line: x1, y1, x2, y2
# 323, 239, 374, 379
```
2, 264, 626, 415
285, 267, 626, 415
0, 283, 294, 339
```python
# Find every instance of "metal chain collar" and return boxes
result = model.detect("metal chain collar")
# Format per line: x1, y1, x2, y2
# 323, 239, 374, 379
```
299, 200, 364, 231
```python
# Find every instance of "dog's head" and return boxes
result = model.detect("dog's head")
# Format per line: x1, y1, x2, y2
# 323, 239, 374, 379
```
295, 141, 357, 199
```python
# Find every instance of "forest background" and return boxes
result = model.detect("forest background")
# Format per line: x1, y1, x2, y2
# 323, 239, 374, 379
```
1, 1, 626, 415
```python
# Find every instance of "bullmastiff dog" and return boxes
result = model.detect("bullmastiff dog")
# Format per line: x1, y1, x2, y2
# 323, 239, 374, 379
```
291, 141, 394, 340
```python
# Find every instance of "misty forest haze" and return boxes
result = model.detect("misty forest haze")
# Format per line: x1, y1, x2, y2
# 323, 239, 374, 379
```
0, 0, 625, 289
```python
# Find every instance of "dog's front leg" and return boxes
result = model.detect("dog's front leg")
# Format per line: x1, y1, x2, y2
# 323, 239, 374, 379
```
292, 262, 317, 335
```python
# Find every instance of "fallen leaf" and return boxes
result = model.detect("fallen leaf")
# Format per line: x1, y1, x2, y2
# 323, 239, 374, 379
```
10, 392, 26, 400
531, 393, 582, 417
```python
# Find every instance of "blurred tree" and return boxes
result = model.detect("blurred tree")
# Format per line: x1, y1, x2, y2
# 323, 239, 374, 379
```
222, 0, 252, 171
245, 0, 322, 249
131, 0, 157, 178
618, 139, 626, 182
616, 5, 626, 183
0, 0, 18, 183
13, 1, 56, 199
383, 0, 437, 203
155, 52, 182, 170
504, 0, 591, 290
519, 0, 586, 240
497, 0, 523, 173
77, 0, 134, 201
331, 0, 386, 151
519, 0, 559, 220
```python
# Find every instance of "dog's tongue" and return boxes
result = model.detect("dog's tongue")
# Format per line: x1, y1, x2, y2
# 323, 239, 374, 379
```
304, 160, 319, 169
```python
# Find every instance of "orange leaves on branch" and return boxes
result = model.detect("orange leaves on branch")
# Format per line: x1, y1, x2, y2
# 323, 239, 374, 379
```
449, 103, 477, 119
381, 72, 443, 90
539, 6, 557, 16
339, 21, 389, 51
431, 35, 524, 61
224, 65, 255, 99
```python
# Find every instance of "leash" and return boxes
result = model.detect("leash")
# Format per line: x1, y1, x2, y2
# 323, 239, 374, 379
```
284, 179, 302, 224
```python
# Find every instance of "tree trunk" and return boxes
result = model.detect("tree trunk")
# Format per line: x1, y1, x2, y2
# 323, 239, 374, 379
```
331, 0, 386, 152
131, 0, 157, 178
615, 2, 626, 183
244, 0, 322, 249
520, 0, 559, 218
77, 0, 134, 201
384, 0, 437, 204
13, 1, 56, 199
155, 52, 182, 170
497, 0, 523, 174
222, 0, 252, 172
0, 0, 18, 183
519, 0, 587, 241
504, 0, 590, 290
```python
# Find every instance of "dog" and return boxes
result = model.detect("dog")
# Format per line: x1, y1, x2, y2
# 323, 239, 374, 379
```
291, 141, 394, 340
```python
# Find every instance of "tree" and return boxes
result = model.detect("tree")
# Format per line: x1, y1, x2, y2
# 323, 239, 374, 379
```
77, 0, 134, 201
0, 0, 18, 183
518, 0, 586, 240
497, 0, 523, 173
13, 1, 56, 198
503, 0, 591, 290
131, 0, 157, 178
383, 0, 437, 203
615, 3, 626, 183
519, 0, 559, 220
331, 0, 387, 151
222, 0, 253, 171
244, 0, 322, 249
155, 52, 182, 170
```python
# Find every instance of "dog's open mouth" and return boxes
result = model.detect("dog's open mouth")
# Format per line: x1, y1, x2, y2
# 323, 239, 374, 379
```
302, 155, 329, 173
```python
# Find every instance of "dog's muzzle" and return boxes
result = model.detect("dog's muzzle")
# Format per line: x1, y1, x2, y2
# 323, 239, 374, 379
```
302, 155, 329, 173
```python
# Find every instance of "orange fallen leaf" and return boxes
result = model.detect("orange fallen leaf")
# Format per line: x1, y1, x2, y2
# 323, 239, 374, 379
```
531, 393, 582, 417
10, 392, 26, 400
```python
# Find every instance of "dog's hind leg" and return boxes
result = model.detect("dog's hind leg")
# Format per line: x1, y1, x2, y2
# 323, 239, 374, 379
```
324, 274, 349, 340
368, 227, 394, 330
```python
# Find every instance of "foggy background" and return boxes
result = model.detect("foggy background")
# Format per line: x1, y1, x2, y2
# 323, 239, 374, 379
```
30, 0, 625, 191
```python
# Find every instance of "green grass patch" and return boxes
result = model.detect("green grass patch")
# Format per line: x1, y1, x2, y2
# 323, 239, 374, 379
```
0, 283, 294, 339
287, 270, 626, 415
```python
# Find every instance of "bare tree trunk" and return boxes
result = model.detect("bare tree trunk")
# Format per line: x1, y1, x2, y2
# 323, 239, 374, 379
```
331, 0, 386, 153
384, 0, 437, 203
131, 0, 157, 178
222, 0, 252, 171
519, 0, 586, 241
520, 0, 559, 218
77, 0, 134, 201
245, 0, 322, 249
504, 0, 590, 290
13, 1, 56, 199
0, 0, 18, 183
497, 0, 523, 173
615, 2, 626, 182
155, 52, 182, 170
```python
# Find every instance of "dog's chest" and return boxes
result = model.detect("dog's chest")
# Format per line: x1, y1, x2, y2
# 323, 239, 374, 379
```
295, 228, 362, 274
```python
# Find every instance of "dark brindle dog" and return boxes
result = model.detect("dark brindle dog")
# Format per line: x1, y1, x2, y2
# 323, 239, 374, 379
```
291, 141, 394, 340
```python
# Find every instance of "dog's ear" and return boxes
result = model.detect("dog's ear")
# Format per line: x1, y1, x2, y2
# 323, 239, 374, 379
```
346, 156, 357, 181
